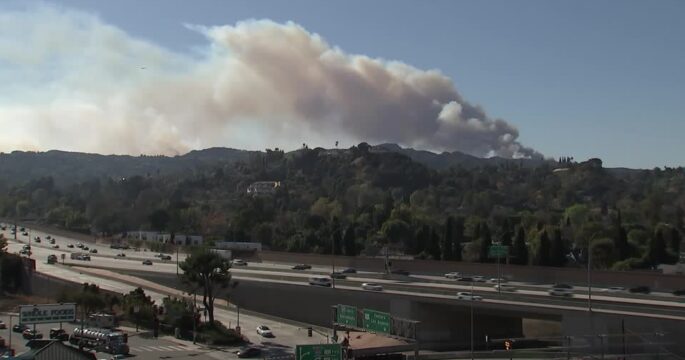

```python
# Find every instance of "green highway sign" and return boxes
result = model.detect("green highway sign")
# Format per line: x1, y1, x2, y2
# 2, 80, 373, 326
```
363, 309, 391, 334
296, 344, 342, 360
337, 305, 357, 327
488, 245, 509, 258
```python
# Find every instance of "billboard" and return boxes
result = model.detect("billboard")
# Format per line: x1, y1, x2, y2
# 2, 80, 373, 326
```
19, 303, 76, 324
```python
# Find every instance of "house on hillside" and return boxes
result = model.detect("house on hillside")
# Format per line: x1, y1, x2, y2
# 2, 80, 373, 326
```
247, 181, 281, 195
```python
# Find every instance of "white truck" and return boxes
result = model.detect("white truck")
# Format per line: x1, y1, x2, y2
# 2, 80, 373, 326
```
69, 328, 129, 355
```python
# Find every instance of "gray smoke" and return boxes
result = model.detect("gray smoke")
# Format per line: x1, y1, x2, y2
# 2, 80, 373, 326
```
0, 6, 540, 158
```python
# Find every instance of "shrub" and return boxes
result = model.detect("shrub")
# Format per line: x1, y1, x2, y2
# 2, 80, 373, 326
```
195, 321, 244, 346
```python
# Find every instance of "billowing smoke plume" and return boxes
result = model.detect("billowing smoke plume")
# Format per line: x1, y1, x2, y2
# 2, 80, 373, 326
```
0, 5, 540, 158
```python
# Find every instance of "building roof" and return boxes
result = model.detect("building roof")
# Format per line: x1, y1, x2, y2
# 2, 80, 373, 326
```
16, 340, 96, 360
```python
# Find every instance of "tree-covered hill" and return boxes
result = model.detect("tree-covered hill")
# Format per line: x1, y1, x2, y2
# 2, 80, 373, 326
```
0, 144, 682, 270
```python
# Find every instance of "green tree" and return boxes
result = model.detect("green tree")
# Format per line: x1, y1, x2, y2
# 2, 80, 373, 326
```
550, 228, 566, 267
564, 204, 589, 227
442, 216, 454, 260
332, 225, 343, 255
645, 229, 667, 265
590, 238, 618, 269
614, 226, 629, 261
670, 228, 681, 255
536, 231, 551, 266
478, 223, 492, 263
343, 224, 357, 256
512, 227, 528, 265
148, 209, 171, 231
453, 218, 464, 261
180, 248, 234, 325
427, 227, 442, 260
413, 224, 429, 255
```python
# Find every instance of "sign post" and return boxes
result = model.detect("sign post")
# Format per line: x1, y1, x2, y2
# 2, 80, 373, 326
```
488, 245, 509, 294
19, 303, 76, 325
296, 344, 342, 360
336, 305, 357, 327
363, 309, 391, 334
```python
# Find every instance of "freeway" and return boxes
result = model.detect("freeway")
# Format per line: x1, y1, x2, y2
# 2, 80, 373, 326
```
5, 225, 685, 321
5, 224, 681, 299
3, 243, 335, 356
9, 238, 685, 323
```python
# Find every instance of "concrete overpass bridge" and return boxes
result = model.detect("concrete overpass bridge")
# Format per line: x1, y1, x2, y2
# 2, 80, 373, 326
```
117, 269, 685, 355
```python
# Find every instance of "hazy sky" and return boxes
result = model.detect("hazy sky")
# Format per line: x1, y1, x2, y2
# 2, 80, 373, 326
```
1, 0, 683, 168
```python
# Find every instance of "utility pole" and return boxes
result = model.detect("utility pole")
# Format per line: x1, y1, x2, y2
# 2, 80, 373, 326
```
470, 280, 474, 360
496, 252, 501, 294
332, 233, 336, 289
193, 291, 197, 344
587, 246, 592, 312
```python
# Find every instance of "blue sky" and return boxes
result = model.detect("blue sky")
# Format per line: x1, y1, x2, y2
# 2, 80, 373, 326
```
4, 0, 685, 168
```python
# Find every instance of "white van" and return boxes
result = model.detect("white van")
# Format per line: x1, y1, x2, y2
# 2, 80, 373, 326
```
308, 277, 332, 287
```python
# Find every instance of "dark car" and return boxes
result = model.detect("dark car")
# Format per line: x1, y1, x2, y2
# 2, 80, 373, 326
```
13, 324, 29, 333
330, 272, 347, 279
673, 289, 685, 296
22, 329, 43, 340
457, 276, 473, 282
142, 259, 153, 265
630, 286, 651, 294
237, 347, 262, 358
341, 268, 357, 274
67, 244, 74, 248
49, 328, 69, 341
160, 255, 172, 260
391, 269, 410, 276
292, 264, 312, 270
89, 249, 98, 253
553, 283, 574, 289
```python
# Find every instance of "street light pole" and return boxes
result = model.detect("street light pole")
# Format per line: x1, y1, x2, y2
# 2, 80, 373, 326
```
470, 280, 474, 360
588, 239, 593, 313
332, 234, 336, 289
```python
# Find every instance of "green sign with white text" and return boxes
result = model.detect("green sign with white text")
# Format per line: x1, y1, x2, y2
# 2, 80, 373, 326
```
337, 305, 357, 327
488, 245, 509, 258
296, 344, 342, 360
363, 309, 391, 334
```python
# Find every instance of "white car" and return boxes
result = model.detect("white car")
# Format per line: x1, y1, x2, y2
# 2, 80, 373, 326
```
444, 272, 461, 279
472, 276, 486, 282
232, 259, 248, 266
362, 283, 383, 291
488, 277, 507, 283
603, 287, 625, 293
548, 288, 573, 297
456, 292, 483, 301
309, 277, 332, 287
493, 284, 516, 292
256, 325, 273, 337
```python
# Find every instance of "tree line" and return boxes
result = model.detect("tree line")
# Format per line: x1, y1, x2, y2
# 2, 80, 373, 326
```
0, 144, 683, 270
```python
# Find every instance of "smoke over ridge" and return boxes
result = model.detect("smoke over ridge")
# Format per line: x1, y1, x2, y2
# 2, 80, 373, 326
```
0, 5, 540, 158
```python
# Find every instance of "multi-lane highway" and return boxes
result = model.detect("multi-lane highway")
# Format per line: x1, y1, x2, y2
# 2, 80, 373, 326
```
5, 224, 685, 323
2, 227, 337, 357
